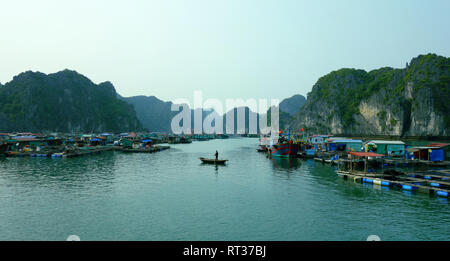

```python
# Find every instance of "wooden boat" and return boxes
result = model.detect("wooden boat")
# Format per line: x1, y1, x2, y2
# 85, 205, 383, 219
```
199, 157, 228, 165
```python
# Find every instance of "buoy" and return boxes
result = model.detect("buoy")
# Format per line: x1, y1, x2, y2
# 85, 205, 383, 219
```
424, 176, 432, 180
430, 183, 440, 187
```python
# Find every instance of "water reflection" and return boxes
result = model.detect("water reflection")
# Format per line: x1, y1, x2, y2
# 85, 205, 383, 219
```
0, 138, 449, 241
270, 157, 302, 171
0, 151, 118, 189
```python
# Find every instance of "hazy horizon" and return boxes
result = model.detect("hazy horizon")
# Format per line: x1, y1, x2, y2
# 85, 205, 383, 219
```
1, 0, 449, 104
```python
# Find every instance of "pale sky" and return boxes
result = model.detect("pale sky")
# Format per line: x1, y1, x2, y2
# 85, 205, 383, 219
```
0, 0, 449, 103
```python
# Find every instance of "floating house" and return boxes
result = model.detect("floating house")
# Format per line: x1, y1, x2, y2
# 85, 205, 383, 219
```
122, 138, 141, 149
407, 143, 450, 162
7, 136, 46, 151
81, 134, 94, 143
427, 143, 450, 161
326, 139, 363, 152
309, 135, 332, 145
99, 133, 114, 144
90, 137, 106, 146
46, 136, 64, 146
141, 139, 153, 148
365, 140, 406, 156
406, 146, 443, 161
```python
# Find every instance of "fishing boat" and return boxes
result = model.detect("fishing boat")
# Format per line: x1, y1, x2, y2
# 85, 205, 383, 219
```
199, 157, 228, 165
269, 141, 299, 158
268, 129, 299, 158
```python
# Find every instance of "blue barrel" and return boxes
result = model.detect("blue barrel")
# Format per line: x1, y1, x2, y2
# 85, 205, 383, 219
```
381, 181, 390, 186
430, 183, 440, 187
424, 176, 432, 180
436, 191, 449, 197
402, 185, 416, 191
30, 154, 36, 157
364, 178, 373, 184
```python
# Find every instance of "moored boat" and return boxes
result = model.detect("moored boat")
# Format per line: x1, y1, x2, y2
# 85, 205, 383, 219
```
257, 144, 267, 152
269, 141, 299, 158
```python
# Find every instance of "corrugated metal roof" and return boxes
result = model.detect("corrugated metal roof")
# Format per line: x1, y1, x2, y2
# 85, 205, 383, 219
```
407, 147, 438, 152
427, 143, 450, 148
349, 152, 385, 157
13, 138, 42, 142
329, 139, 362, 143
367, 140, 405, 145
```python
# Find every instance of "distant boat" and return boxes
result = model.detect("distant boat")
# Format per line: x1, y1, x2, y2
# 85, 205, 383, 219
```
199, 157, 228, 165
257, 145, 267, 152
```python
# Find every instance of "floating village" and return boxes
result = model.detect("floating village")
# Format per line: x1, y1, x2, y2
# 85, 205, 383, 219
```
1, 130, 449, 199
258, 132, 450, 199
0, 132, 235, 158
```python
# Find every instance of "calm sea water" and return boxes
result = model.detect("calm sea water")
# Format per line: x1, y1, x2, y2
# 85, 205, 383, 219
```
0, 138, 448, 241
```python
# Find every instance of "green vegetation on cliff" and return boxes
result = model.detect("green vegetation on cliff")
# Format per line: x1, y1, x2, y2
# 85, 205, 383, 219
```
292, 53, 450, 137
0, 70, 143, 133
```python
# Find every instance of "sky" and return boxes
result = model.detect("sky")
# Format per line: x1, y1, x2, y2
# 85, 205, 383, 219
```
0, 0, 449, 104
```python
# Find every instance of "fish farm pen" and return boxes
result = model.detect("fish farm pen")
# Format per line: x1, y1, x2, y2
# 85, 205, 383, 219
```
4, 145, 171, 158
121, 145, 170, 153
335, 152, 450, 198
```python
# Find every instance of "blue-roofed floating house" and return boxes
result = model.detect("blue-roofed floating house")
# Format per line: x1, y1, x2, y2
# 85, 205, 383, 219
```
326, 139, 363, 152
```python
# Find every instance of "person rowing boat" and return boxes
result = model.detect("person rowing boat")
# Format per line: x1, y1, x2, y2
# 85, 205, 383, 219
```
200, 151, 228, 165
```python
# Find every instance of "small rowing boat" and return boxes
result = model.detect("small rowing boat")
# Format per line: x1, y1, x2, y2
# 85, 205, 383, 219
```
199, 157, 228, 165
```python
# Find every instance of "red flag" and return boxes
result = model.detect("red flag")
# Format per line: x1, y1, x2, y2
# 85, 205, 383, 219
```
301, 128, 305, 132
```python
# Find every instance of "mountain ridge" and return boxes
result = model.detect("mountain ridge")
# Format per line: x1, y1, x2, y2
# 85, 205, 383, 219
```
0, 69, 142, 133
0, 53, 448, 137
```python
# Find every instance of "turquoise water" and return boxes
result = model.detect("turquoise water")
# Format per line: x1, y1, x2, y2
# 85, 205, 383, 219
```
0, 138, 448, 241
